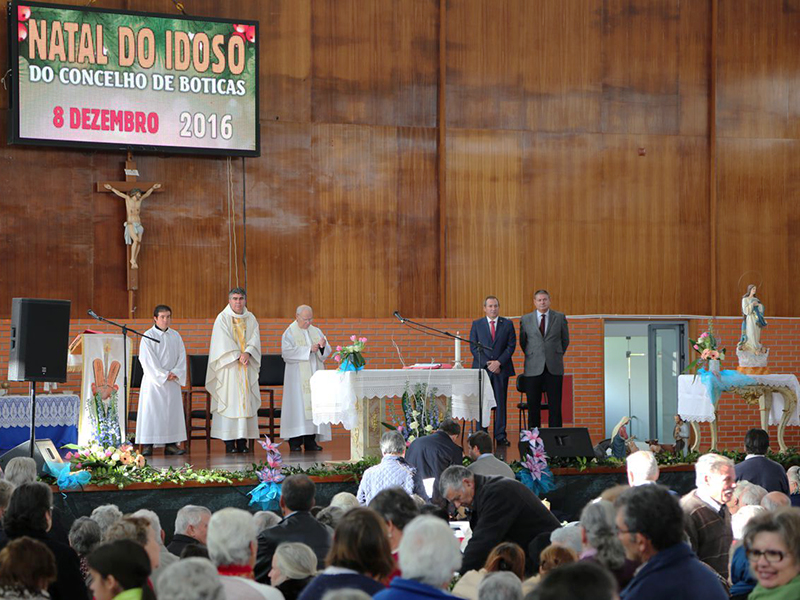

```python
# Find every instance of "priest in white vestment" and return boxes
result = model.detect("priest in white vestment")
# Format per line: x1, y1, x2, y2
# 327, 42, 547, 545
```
206, 288, 262, 453
136, 305, 187, 456
281, 305, 332, 451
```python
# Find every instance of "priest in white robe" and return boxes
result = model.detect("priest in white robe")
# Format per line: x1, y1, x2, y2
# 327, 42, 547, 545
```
206, 288, 262, 453
281, 305, 332, 451
136, 305, 187, 456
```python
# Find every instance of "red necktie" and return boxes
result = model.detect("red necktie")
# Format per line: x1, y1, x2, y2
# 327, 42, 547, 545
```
490, 320, 496, 341
539, 313, 546, 336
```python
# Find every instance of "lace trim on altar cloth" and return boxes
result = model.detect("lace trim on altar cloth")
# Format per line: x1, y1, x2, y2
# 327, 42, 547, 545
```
0, 395, 80, 428
678, 413, 717, 423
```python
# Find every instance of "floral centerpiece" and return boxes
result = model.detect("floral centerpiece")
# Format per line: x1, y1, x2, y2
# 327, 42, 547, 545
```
685, 320, 727, 375
333, 335, 367, 372
248, 436, 285, 511
516, 429, 554, 496
64, 442, 147, 471
382, 382, 449, 444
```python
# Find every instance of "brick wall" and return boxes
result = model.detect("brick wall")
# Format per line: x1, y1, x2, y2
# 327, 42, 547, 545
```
1, 316, 797, 451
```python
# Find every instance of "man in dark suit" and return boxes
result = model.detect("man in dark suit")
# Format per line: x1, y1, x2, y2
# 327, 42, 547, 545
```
254, 474, 333, 583
469, 296, 516, 446
440, 465, 560, 573
404, 418, 464, 504
519, 289, 569, 428
734, 428, 790, 494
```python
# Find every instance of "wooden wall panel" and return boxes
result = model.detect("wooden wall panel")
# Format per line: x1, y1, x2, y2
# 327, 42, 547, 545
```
521, 0, 603, 133
716, 139, 797, 317
445, 130, 526, 317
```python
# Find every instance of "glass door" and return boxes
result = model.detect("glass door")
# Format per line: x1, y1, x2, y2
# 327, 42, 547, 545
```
647, 324, 685, 443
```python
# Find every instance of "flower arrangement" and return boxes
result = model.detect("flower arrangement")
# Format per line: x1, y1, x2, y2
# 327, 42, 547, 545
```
516, 429, 555, 496
87, 389, 123, 448
685, 320, 727, 374
248, 435, 285, 510
64, 442, 147, 471
333, 335, 367, 371
382, 382, 449, 443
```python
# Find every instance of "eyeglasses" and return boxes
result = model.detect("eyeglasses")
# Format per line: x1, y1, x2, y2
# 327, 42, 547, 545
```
616, 526, 638, 536
746, 549, 787, 564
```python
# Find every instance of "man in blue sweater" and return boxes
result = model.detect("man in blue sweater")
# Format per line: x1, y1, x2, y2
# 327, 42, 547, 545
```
615, 484, 727, 600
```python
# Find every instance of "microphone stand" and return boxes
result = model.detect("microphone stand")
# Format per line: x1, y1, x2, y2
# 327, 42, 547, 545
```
394, 313, 489, 431
88, 311, 159, 442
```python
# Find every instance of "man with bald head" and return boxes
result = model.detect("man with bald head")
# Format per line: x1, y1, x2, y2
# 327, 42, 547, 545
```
280, 305, 332, 451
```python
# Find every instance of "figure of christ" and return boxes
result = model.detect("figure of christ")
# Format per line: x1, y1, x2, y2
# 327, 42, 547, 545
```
104, 182, 161, 268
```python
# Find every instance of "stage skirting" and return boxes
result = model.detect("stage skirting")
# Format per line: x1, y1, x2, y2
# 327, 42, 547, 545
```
0, 394, 79, 453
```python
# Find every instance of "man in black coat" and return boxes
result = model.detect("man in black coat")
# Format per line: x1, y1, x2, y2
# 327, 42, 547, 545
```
734, 428, 790, 494
469, 296, 516, 446
440, 465, 560, 573
404, 418, 464, 504
254, 474, 333, 584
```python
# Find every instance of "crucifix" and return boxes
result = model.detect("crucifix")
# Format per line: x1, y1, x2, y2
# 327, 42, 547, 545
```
95, 152, 164, 317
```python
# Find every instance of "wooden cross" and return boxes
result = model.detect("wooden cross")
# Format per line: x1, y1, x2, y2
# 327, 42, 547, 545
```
95, 152, 164, 318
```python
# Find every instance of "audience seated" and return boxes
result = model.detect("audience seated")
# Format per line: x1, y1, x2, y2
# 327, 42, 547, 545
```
742, 507, 800, 599
734, 429, 790, 494
625, 451, 660, 487
375, 515, 462, 599
440, 465, 560, 573
329, 492, 360, 512
180, 543, 210, 559
207, 507, 282, 600
614, 484, 727, 600
538, 544, 578, 576
405, 418, 464, 504
729, 480, 768, 515
369, 486, 421, 580
761, 492, 791, 511
578, 499, 638, 590
452, 542, 525, 600
269, 542, 317, 600
730, 505, 767, 600
299, 507, 394, 599
787, 466, 800, 508
478, 571, 523, 600
357, 431, 416, 505
156, 557, 225, 600
524, 561, 617, 600
680, 453, 735, 578
0, 482, 86, 600
167, 505, 211, 556
466, 432, 515, 480
549, 524, 582, 555
3, 459, 35, 487
130, 508, 178, 585
90, 505, 124, 536
732, 505, 768, 541
316, 506, 345, 530
86, 539, 155, 600
253, 511, 282, 534
104, 516, 161, 573
0, 481, 15, 544
321, 590, 371, 600
68, 516, 102, 587
0, 536, 57, 599
255, 474, 333, 582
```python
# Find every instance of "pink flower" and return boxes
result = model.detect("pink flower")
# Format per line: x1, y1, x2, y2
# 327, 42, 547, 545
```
245, 25, 256, 43
336, 346, 342, 352
75, 463, 82, 469
18, 6, 31, 22
65, 452, 74, 459
350, 335, 357, 342
693, 344, 700, 351
334, 355, 341, 362
359, 337, 367, 343
701, 349, 711, 359
520, 428, 541, 445
709, 350, 720, 360
18, 23, 27, 42
699, 332, 708, 339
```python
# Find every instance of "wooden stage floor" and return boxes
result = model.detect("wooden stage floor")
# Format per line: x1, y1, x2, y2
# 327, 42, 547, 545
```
145, 423, 527, 472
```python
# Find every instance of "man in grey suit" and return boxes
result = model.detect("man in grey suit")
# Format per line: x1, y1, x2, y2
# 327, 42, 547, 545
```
467, 431, 515, 479
519, 289, 569, 428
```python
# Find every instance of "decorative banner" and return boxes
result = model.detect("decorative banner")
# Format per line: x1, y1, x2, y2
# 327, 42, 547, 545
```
9, 1, 259, 156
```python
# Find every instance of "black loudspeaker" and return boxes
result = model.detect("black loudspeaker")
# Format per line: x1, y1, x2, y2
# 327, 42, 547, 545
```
0, 439, 63, 475
8, 298, 71, 382
519, 427, 595, 460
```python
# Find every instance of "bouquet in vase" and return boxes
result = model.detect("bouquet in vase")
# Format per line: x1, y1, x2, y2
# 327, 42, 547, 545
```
333, 335, 367, 372
685, 320, 726, 375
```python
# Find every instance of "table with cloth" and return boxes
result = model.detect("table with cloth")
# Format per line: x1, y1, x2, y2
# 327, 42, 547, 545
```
0, 394, 79, 453
678, 373, 799, 452
310, 369, 496, 460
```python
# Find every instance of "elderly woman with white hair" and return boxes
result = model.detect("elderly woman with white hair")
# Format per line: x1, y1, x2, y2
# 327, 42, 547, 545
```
578, 499, 638, 590
269, 542, 318, 600
356, 430, 416, 505
3, 457, 36, 487
374, 515, 462, 599
155, 557, 225, 600
788, 466, 800, 508
206, 507, 283, 599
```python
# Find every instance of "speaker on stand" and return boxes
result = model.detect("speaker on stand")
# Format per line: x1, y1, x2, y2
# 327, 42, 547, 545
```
4, 298, 71, 462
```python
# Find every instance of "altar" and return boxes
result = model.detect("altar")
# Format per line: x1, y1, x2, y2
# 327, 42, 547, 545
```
310, 368, 496, 460
678, 373, 800, 452
0, 394, 80, 453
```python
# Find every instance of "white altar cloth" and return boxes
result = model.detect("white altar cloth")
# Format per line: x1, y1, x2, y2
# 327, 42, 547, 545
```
678, 373, 800, 425
310, 369, 496, 430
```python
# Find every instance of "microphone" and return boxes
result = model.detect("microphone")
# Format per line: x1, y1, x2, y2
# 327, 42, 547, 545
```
393, 311, 405, 323
87, 309, 100, 320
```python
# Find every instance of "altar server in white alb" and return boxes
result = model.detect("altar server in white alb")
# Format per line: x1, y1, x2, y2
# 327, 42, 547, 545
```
136, 305, 187, 456
281, 305, 332, 452
206, 288, 262, 454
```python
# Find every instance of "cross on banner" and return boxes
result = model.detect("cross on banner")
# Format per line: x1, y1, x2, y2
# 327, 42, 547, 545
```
95, 152, 164, 317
